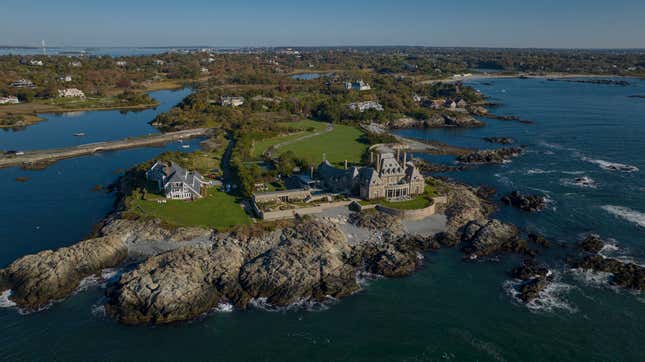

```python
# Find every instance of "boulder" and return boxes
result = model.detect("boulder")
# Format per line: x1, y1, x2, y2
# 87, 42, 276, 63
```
501, 191, 547, 212
579, 234, 605, 254
483, 137, 515, 144
461, 219, 525, 258
572, 255, 644, 291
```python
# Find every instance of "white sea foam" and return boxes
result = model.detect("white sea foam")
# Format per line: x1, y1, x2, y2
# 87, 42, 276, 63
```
214, 302, 234, 313
560, 176, 597, 189
250, 296, 336, 312
569, 268, 612, 288
503, 272, 577, 314
91, 303, 107, 318
526, 168, 557, 175
601, 205, 645, 228
582, 157, 639, 173
0, 290, 17, 308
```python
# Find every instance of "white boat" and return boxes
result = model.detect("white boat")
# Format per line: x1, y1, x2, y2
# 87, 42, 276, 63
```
181, 144, 190, 149
73, 132, 86, 137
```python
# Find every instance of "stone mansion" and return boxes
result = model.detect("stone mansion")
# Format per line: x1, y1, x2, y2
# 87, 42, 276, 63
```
317, 148, 425, 201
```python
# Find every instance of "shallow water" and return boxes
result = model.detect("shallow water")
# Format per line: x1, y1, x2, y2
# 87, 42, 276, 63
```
1, 79, 644, 361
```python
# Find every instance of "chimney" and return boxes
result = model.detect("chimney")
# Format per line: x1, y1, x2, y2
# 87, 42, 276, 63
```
344, 160, 348, 169
370, 151, 374, 164
310, 166, 314, 179
396, 148, 400, 161
403, 152, 407, 165
377, 153, 381, 172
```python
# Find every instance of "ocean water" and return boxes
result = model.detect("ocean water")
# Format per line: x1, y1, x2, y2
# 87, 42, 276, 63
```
1, 78, 644, 361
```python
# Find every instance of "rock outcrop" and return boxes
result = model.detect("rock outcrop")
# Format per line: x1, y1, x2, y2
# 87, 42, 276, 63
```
461, 219, 527, 258
510, 260, 553, 302
483, 137, 515, 144
106, 243, 245, 325
239, 220, 359, 307
501, 191, 547, 212
457, 148, 523, 164
569, 234, 644, 292
390, 112, 484, 129
0, 234, 128, 311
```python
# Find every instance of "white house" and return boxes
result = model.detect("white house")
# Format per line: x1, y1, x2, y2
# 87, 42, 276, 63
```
29, 59, 44, 66
146, 161, 207, 200
154, 59, 165, 66
348, 101, 384, 112
69, 61, 83, 67
58, 88, 86, 99
10, 79, 35, 88
116, 61, 127, 67
345, 80, 371, 91
221, 96, 245, 107
200, 67, 209, 74
0, 96, 19, 104
59, 75, 73, 82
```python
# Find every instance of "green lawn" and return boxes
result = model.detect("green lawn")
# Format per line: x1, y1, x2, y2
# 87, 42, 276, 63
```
252, 119, 328, 157
276, 124, 368, 166
379, 196, 432, 210
131, 189, 251, 230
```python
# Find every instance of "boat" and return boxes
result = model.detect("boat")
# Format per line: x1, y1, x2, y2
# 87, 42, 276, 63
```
181, 145, 190, 149
73, 132, 86, 137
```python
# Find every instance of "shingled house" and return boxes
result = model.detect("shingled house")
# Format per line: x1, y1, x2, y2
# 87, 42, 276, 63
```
146, 161, 207, 200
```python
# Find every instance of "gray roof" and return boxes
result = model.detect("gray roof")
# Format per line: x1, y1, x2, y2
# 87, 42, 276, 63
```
149, 161, 205, 195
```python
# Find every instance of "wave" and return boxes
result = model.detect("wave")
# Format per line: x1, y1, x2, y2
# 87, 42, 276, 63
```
526, 168, 557, 175
601, 205, 645, 228
503, 272, 577, 313
582, 157, 639, 173
0, 290, 17, 308
214, 302, 234, 313
560, 176, 597, 189
250, 296, 337, 313
569, 268, 612, 288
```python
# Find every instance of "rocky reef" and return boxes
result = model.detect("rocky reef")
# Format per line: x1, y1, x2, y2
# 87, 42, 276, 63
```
569, 235, 644, 292
457, 148, 523, 164
390, 112, 484, 129
501, 191, 547, 212
483, 137, 515, 144
509, 260, 553, 302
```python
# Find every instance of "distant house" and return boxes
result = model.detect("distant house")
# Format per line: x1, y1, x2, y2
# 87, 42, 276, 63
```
29, 59, 44, 66
154, 59, 165, 66
345, 80, 371, 91
59, 75, 73, 82
115, 61, 127, 67
221, 96, 245, 107
0, 96, 19, 105
348, 101, 384, 112
413, 94, 422, 103
146, 161, 207, 200
456, 99, 468, 108
58, 88, 86, 99
69, 61, 82, 68
445, 100, 457, 110
200, 67, 209, 74
10, 79, 35, 88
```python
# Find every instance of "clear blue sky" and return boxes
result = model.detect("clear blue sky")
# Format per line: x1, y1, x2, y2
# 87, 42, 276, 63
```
1, 0, 644, 48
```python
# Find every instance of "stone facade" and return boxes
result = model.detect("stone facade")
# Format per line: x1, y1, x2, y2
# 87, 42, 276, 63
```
317, 150, 424, 201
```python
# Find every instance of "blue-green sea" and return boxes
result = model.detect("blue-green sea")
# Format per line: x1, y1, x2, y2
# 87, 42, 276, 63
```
1, 79, 644, 361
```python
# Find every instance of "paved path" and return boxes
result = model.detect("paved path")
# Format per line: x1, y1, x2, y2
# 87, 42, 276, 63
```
0, 128, 209, 169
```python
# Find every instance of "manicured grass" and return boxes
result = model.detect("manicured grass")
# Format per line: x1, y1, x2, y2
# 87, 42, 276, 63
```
379, 196, 432, 210
276, 124, 368, 166
131, 189, 251, 230
252, 119, 328, 157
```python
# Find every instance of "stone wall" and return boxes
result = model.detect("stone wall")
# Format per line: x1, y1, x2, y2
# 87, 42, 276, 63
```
256, 200, 353, 221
